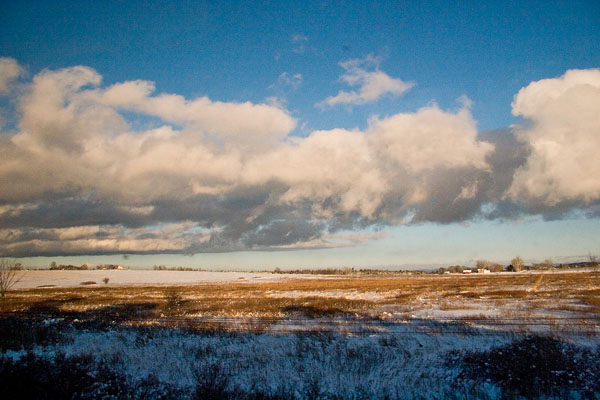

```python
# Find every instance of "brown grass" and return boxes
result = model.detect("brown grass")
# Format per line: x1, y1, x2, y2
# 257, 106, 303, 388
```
1, 271, 598, 331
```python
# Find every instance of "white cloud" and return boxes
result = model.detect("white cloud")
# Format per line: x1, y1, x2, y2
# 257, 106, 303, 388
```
1, 65, 292, 206
292, 34, 308, 42
98, 80, 296, 150
243, 128, 387, 218
317, 55, 414, 108
243, 104, 492, 221
0, 57, 23, 93
0, 62, 495, 255
368, 105, 492, 173
291, 34, 308, 53
5, 61, 598, 255
275, 72, 303, 89
507, 69, 600, 205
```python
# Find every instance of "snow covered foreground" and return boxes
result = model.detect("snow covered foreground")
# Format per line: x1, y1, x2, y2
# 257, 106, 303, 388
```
4, 319, 599, 400
7, 325, 504, 399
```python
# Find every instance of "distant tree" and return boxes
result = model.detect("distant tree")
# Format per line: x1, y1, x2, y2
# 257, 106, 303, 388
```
489, 263, 504, 272
535, 259, 554, 270
103, 277, 109, 285
510, 256, 524, 272
0, 259, 24, 298
50, 261, 57, 270
438, 267, 446, 274
448, 265, 464, 273
474, 260, 502, 272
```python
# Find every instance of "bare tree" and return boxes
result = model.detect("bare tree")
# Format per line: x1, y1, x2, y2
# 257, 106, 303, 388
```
476, 260, 503, 272
510, 256, 525, 272
488, 263, 504, 273
588, 252, 598, 266
0, 259, 24, 298
536, 258, 554, 270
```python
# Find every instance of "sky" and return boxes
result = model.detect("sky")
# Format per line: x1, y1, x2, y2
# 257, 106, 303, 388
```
0, 0, 599, 269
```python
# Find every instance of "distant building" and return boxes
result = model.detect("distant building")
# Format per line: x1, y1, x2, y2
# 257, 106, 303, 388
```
463, 269, 472, 274
477, 269, 491, 274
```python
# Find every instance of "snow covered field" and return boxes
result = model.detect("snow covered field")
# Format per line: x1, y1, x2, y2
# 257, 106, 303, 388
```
1, 324, 513, 399
2, 270, 600, 399
2, 317, 599, 399
13, 270, 315, 289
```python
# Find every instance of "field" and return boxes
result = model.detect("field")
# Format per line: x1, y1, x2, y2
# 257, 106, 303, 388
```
2, 270, 600, 399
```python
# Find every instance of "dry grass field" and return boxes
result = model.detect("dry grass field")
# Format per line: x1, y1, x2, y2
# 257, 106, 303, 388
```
2, 270, 599, 334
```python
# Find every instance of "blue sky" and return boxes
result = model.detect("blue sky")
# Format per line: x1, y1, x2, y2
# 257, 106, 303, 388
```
1, 0, 599, 269
4, 0, 598, 131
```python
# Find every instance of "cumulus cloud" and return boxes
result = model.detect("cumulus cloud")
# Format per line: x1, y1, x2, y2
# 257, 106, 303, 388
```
317, 55, 414, 108
507, 69, 600, 207
96, 80, 296, 151
368, 106, 491, 173
0, 58, 598, 256
0, 57, 23, 93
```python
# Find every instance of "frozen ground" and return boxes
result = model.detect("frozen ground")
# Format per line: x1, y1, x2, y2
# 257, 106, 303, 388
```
14, 325, 512, 398
2, 318, 599, 400
2, 270, 600, 399
13, 270, 315, 289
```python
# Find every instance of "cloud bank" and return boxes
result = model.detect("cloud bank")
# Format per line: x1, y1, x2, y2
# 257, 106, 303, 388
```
0, 59, 598, 256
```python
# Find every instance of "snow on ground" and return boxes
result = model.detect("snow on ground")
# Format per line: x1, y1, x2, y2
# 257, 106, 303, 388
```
17, 322, 517, 399
13, 270, 315, 289
4, 270, 600, 398
10, 319, 599, 399
266, 290, 387, 301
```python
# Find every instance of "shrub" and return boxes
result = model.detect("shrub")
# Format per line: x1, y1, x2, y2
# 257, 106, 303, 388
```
0, 351, 186, 400
0, 317, 69, 352
458, 335, 600, 399
0, 258, 24, 298
0, 352, 129, 399
164, 289, 186, 316
192, 362, 230, 400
